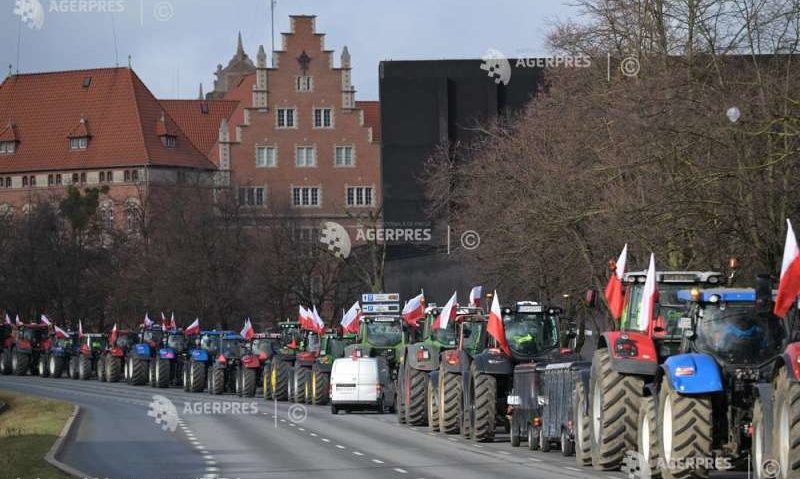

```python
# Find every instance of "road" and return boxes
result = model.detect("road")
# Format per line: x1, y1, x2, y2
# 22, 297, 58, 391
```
0, 375, 728, 479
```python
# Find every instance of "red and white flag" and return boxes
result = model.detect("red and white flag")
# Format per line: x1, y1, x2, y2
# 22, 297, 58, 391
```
15, 314, 21, 326
144, 313, 153, 328
54, 325, 69, 339
78, 319, 83, 338
40, 314, 51, 326
240, 318, 254, 340
298, 306, 311, 330
604, 244, 628, 320
312, 306, 325, 334
469, 286, 483, 308
435, 291, 458, 330
169, 313, 177, 331
160, 312, 168, 329
775, 219, 800, 318
110, 323, 118, 345
401, 292, 425, 327
487, 291, 510, 355
3, 314, 10, 326
185, 318, 201, 335
341, 301, 362, 334
638, 253, 658, 331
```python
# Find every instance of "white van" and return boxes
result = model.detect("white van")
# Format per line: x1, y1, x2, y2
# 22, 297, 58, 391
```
330, 356, 392, 414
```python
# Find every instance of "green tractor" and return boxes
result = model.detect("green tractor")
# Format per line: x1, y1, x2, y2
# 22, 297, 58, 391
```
267, 321, 303, 401
309, 330, 357, 405
397, 305, 464, 426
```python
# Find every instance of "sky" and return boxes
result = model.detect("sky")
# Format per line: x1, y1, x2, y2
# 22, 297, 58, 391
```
1, 0, 580, 100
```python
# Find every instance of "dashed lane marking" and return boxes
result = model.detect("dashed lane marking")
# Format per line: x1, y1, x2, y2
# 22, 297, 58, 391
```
565, 467, 582, 472
336, 444, 346, 449
353, 451, 364, 456
393, 468, 408, 474
372, 459, 384, 464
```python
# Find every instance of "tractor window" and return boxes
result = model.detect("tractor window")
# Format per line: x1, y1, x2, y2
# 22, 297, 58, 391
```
694, 304, 785, 365
200, 335, 220, 354
462, 321, 485, 354
55, 337, 73, 348
87, 336, 107, 350
281, 328, 301, 347
142, 330, 163, 344
167, 334, 187, 352
366, 321, 403, 347
504, 313, 559, 356
220, 339, 242, 358
116, 333, 138, 348
20, 328, 35, 341
307, 333, 321, 353
251, 339, 272, 354
433, 319, 457, 346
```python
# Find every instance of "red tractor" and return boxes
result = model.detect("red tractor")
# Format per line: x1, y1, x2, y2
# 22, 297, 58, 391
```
0, 323, 13, 375
97, 329, 139, 383
6, 324, 51, 376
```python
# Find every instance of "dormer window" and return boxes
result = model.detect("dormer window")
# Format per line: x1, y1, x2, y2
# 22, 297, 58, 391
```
0, 123, 19, 154
156, 111, 178, 148
162, 135, 177, 148
69, 137, 88, 150
0, 141, 15, 154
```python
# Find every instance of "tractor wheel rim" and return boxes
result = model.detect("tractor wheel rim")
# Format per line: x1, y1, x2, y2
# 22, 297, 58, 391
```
641, 411, 650, 461
755, 414, 763, 479
561, 430, 567, 454
50, 356, 55, 372
592, 382, 602, 443
781, 400, 790, 478
663, 395, 673, 463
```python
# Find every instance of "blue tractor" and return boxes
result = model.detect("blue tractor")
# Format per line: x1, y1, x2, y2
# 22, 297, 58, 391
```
184, 330, 228, 393
153, 329, 191, 388
47, 330, 79, 379
643, 288, 785, 479
126, 326, 164, 386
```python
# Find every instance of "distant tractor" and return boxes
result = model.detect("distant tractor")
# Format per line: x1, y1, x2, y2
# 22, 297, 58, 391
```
310, 331, 357, 405
0, 323, 14, 375
292, 331, 322, 403
127, 327, 164, 386
153, 330, 190, 388
269, 321, 302, 401
77, 333, 107, 380
207, 332, 249, 395
46, 331, 79, 378
185, 331, 228, 393
8, 324, 50, 376
99, 329, 139, 383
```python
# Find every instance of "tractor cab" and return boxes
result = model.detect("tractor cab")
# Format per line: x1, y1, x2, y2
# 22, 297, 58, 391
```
219, 333, 244, 360
362, 316, 404, 349
457, 311, 488, 356
248, 333, 274, 361
80, 333, 107, 354
421, 306, 461, 348
278, 321, 302, 351
140, 328, 164, 349
165, 331, 188, 353
112, 331, 139, 351
17, 324, 50, 351
501, 302, 563, 362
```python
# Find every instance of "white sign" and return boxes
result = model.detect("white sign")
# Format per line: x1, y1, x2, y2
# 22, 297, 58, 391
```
361, 293, 400, 303
362, 304, 400, 313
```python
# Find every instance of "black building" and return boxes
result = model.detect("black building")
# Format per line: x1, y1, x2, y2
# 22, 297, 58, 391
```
379, 59, 544, 303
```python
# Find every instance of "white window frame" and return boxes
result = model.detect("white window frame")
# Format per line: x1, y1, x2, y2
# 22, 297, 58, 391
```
313, 108, 333, 128
276, 108, 296, 128
291, 186, 321, 208
296, 76, 313, 92
334, 145, 355, 167
346, 186, 374, 207
0, 141, 15, 154
239, 186, 267, 207
255, 145, 277, 168
69, 137, 88, 150
295, 146, 316, 168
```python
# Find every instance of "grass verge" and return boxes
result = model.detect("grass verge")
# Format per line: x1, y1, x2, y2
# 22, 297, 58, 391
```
0, 390, 74, 479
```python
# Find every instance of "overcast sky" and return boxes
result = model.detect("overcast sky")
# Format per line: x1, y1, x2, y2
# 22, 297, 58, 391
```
1, 0, 579, 100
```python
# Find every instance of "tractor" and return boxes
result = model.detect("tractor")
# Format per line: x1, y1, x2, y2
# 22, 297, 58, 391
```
398, 305, 460, 426
126, 326, 163, 386
98, 329, 139, 383
269, 321, 302, 401
46, 330, 79, 378
645, 287, 784, 479
184, 330, 228, 393
259, 332, 283, 399
578, 270, 725, 470
0, 323, 14, 375
291, 330, 322, 403
309, 330, 357, 405
207, 332, 252, 395
153, 330, 190, 388
234, 333, 271, 397
7, 323, 50, 376
430, 309, 488, 434
76, 333, 107, 380
463, 302, 570, 443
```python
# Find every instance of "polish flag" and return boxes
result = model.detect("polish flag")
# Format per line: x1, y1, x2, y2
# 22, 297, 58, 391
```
185, 318, 201, 335
110, 323, 118, 345
401, 292, 425, 327
638, 254, 658, 331
775, 219, 800, 318
487, 291, 510, 355
469, 286, 483, 308
54, 325, 69, 339
435, 291, 457, 330
604, 244, 628, 320
40, 314, 52, 326
298, 306, 311, 330
78, 319, 83, 338
240, 318, 254, 340
15, 315, 21, 326
160, 312, 168, 329
3, 314, 10, 326
341, 301, 363, 334
143, 313, 153, 328
169, 313, 177, 331
312, 306, 325, 334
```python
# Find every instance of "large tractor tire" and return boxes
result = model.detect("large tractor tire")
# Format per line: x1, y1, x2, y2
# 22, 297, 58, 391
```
773, 368, 800, 479
589, 349, 642, 470
148, 360, 157, 387
405, 367, 428, 426
637, 395, 661, 478
1, 348, 12, 375
574, 381, 592, 466
156, 358, 170, 388
69, 356, 79, 379
13, 350, 29, 376
396, 369, 406, 424
658, 378, 712, 479
262, 365, 271, 399
97, 356, 106, 381
49, 355, 64, 378
470, 363, 496, 442
106, 356, 122, 382
312, 369, 330, 405
129, 357, 147, 386
38, 355, 49, 377
182, 362, 191, 391
189, 360, 206, 392
210, 367, 224, 395
293, 367, 308, 403
439, 369, 461, 434
79, 355, 92, 380
753, 396, 771, 479
241, 367, 256, 397
427, 376, 440, 432
271, 360, 291, 401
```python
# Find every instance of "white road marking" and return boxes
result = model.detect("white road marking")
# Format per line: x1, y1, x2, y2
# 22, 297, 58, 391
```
298, 427, 305, 431
565, 467, 582, 472
372, 459, 384, 464
472, 444, 483, 448
353, 451, 364, 456
310, 432, 318, 437
336, 444, 346, 449
393, 468, 408, 474
498, 451, 510, 455
528, 458, 542, 462
322, 438, 331, 443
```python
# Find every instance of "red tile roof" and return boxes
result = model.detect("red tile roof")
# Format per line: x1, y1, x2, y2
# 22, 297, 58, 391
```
160, 99, 239, 156
0, 123, 18, 142
0, 67, 217, 173
356, 101, 380, 142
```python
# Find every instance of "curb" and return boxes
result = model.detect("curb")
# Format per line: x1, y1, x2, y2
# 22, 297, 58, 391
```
44, 405, 91, 479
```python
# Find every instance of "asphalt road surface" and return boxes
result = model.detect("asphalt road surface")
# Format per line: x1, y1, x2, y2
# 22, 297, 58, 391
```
0, 375, 747, 479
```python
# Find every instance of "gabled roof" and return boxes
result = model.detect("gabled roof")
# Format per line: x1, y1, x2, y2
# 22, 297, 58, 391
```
0, 67, 217, 173
0, 123, 18, 142
356, 101, 380, 142
160, 99, 239, 156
